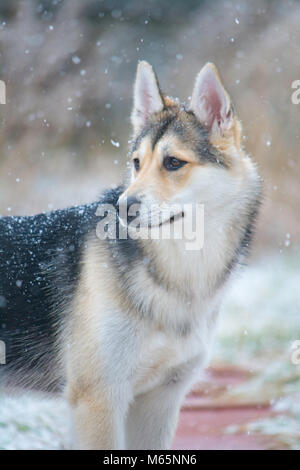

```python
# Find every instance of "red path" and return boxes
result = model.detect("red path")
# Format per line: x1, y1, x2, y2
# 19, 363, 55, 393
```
173, 367, 277, 450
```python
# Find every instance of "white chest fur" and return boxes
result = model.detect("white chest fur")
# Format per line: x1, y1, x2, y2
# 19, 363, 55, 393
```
133, 310, 217, 396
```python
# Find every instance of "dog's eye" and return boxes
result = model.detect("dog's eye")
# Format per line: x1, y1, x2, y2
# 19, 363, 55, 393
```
133, 158, 140, 171
163, 156, 187, 171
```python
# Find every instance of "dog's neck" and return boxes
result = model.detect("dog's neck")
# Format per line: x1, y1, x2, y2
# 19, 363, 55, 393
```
141, 213, 241, 300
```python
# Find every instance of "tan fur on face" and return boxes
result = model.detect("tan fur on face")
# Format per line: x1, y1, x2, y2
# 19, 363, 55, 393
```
127, 133, 204, 203
127, 120, 243, 206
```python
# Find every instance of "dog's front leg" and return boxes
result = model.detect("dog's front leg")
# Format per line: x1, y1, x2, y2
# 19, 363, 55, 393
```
66, 309, 138, 449
126, 385, 182, 450
69, 382, 130, 449
126, 358, 201, 450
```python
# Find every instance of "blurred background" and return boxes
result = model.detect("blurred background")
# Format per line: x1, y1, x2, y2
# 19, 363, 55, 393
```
0, 0, 300, 450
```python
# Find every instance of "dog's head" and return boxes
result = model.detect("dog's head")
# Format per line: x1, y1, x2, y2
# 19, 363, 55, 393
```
118, 61, 257, 228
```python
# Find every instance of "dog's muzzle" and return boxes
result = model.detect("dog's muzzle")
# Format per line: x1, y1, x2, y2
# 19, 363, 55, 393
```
117, 195, 141, 226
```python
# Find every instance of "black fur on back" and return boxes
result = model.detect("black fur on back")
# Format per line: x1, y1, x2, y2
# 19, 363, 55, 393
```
0, 187, 123, 392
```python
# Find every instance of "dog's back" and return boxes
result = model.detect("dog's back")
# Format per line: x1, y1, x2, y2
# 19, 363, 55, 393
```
0, 200, 102, 393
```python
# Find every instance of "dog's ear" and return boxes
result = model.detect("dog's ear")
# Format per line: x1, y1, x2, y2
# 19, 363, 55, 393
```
190, 63, 234, 140
131, 61, 164, 135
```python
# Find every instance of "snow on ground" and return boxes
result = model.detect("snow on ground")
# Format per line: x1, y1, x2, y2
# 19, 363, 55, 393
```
0, 252, 299, 449
215, 252, 300, 368
0, 395, 70, 450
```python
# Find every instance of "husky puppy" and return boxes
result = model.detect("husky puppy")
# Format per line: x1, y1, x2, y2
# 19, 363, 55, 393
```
0, 61, 261, 449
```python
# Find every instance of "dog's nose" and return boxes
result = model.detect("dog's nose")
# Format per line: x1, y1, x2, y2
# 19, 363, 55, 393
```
117, 195, 141, 223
